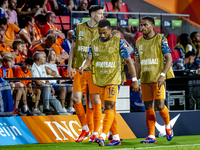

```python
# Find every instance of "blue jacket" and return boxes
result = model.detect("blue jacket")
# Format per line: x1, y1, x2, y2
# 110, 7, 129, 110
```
0, 77, 14, 117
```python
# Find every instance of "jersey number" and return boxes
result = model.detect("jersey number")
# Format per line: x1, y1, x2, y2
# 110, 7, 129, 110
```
108, 87, 115, 96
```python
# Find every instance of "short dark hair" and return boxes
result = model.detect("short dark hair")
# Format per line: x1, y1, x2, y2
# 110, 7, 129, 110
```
98, 19, 111, 28
142, 16, 155, 25
89, 5, 104, 16
0, 17, 7, 25
24, 16, 33, 27
12, 40, 22, 50
111, 0, 119, 8
24, 57, 34, 66
2, 56, 13, 63
180, 33, 188, 42
185, 51, 195, 58
35, 14, 46, 24
190, 31, 198, 40
0, 0, 8, 6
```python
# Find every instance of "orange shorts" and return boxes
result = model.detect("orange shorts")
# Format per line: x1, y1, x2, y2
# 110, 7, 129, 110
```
73, 69, 99, 94
141, 82, 166, 101
99, 85, 118, 104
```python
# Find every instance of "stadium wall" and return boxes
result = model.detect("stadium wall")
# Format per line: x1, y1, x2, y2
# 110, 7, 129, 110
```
0, 111, 200, 146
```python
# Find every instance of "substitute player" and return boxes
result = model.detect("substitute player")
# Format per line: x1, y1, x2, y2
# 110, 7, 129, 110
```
135, 16, 173, 143
67, 5, 104, 142
79, 19, 139, 146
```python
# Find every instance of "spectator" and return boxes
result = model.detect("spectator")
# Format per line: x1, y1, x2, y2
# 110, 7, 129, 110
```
31, 51, 67, 115
22, 16, 44, 46
5, 0, 18, 26
40, 11, 65, 40
0, 17, 32, 46
15, 57, 43, 115
20, 42, 27, 62
0, 0, 8, 17
77, 0, 88, 11
106, 0, 123, 18
67, 0, 78, 11
12, 40, 23, 64
49, 0, 59, 11
33, 34, 67, 65
47, 29, 68, 65
55, 0, 72, 15
174, 33, 194, 58
89, 0, 105, 8
190, 31, 200, 53
45, 49, 73, 113
173, 51, 196, 71
0, 28, 13, 56
34, 14, 46, 41
16, 0, 46, 19
61, 30, 73, 54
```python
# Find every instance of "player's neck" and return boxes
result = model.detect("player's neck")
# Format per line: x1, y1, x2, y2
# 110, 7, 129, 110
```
88, 19, 98, 28
49, 60, 55, 64
145, 31, 156, 39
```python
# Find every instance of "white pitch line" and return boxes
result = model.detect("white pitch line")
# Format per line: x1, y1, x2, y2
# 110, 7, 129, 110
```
116, 144, 200, 150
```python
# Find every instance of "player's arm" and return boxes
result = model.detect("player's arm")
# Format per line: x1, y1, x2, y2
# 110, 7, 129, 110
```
67, 28, 76, 78
157, 37, 172, 88
120, 39, 139, 92
79, 55, 92, 75
133, 45, 141, 79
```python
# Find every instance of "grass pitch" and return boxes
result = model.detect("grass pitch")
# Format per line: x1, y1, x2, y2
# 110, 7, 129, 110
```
1, 135, 200, 150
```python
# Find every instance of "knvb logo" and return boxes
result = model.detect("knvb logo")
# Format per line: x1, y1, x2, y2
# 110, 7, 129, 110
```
0, 122, 22, 140
120, 20, 127, 26
45, 120, 82, 140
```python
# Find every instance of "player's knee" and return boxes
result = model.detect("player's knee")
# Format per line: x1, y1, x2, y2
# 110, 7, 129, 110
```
92, 94, 101, 104
157, 104, 164, 111
104, 101, 115, 110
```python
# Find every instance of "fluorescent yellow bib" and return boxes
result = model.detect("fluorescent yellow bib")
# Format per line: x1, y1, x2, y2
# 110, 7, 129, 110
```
73, 22, 99, 70
91, 35, 122, 86
174, 43, 189, 53
136, 34, 164, 83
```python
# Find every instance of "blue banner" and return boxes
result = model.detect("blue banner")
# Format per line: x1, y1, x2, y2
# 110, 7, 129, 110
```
121, 110, 200, 138
0, 117, 38, 145
119, 19, 129, 26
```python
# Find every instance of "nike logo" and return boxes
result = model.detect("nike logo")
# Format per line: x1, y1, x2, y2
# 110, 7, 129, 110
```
158, 89, 162, 94
155, 113, 180, 135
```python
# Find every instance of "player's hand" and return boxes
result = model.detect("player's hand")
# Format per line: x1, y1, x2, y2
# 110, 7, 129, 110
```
132, 81, 140, 93
79, 67, 83, 75
67, 66, 76, 79
157, 76, 165, 89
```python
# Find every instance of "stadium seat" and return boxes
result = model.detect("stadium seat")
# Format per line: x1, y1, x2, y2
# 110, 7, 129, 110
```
105, 2, 113, 12
123, 79, 132, 87
121, 33, 124, 39
167, 33, 176, 51
46, 1, 52, 11
135, 32, 143, 42
57, 67, 63, 76
120, 3, 129, 12
60, 16, 70, 30
55, 16, 62, 30
13, 66, 19, 77
177, 35, 181, 43
171, 49, 180, 62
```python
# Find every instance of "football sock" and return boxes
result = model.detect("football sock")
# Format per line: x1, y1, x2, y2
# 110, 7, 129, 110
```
102, 109, 115, 135
110, 104, 118, 135
159, 105, 170, 128
146, 109, 156, 137
93, 103, 102, 133
74, 102, 86, 126
86, 107, 94, 132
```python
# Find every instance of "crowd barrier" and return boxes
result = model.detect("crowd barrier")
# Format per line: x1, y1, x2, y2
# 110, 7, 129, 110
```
1, 110, 200, 146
